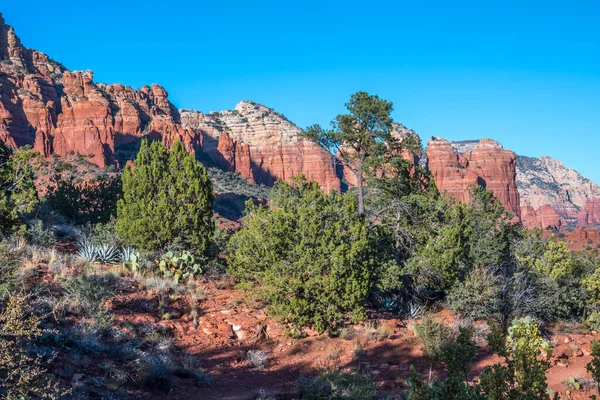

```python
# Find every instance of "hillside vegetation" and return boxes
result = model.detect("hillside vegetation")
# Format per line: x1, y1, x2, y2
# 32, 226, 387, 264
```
1, 93, 600, 399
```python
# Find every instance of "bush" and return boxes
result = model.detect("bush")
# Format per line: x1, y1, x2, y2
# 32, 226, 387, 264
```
440, 326, 477, 380
0, 293, 70, 399
228, 178, 376, 334
63, 273, 117, 316
0, 142, 38, 235
116, 140, 214, 252
403, 318, 555, 399
80, 219, 121, 247
479, 317, 553, 399
448, 266, 501, 321
26, 219, 56, 247
298, 371, 377, 400
587, 340, 600, 394
414, 316, 451, 361
45, 173, 121, 225
0, 238, 25, 298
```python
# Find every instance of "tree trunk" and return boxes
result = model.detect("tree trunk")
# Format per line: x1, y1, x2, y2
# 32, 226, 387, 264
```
356, 157, 365, 215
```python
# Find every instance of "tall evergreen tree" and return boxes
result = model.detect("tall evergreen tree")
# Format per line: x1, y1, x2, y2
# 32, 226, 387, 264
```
116, 140, 214, 253
304, 91, 398, 215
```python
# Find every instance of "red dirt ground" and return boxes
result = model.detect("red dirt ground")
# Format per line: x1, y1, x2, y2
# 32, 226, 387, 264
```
104, 278, 600, 399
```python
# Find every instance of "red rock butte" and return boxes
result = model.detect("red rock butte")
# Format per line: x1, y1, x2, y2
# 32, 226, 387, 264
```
426, 137, 521, 220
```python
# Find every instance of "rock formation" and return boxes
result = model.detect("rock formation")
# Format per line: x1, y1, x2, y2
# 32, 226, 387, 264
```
427, 137, 521, 220
0, 13, 199, 167
1, 12, 599, 233
516, 155, 600, 230
180, 101, 340, 192
449, 140, 600, 231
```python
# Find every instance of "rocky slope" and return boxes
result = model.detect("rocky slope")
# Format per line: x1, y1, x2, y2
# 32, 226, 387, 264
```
517, 155, 600, 230
451, 140, 600, 230
180, 102, 340, 192
0, 13, 339, 192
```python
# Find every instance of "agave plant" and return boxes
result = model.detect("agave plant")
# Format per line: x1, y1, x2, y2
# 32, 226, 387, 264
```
405, 301, 424, 319
119, 246, 137, 262
95, 244, 121, 264
77, 240, 121, 264
77, 239, 97, 261
378, 295, 398, 313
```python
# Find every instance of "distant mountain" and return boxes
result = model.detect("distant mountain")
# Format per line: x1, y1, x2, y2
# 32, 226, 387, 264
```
1, 12, 598, 232
450, 140, 600, 230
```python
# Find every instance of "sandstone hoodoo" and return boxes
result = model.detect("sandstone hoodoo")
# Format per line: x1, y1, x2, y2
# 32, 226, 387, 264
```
180, 101, 341, 192
427, 136, 521, 220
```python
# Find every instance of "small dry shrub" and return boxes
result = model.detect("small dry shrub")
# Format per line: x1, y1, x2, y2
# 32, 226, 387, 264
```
246, 349, 269, 370
340, 327, 355, 340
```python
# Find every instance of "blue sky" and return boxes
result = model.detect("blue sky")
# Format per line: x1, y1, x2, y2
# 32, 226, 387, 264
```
2, 1, 599, 182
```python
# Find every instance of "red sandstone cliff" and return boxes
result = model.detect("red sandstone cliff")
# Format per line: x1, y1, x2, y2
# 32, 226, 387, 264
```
427, 137, 521, 220
0, 13, 199, 168
180, 101, 340, 192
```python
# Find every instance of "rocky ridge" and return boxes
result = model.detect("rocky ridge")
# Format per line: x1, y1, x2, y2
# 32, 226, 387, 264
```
180, 101, 340, 192
1, 12, 598, 232
427, 137, 521, 220
0, 13, 199, 167
451, 140, 600, 230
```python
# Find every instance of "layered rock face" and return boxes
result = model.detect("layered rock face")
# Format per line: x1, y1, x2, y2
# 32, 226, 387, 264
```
0, 13, 199, 167
517, 155, 600, 230
180, 101, 340, 192
427, 137, 521, 220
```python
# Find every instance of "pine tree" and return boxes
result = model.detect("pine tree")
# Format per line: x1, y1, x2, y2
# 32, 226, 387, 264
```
116, 140, 214, 253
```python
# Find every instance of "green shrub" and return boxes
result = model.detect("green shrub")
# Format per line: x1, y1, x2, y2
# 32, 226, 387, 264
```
0, 238, 25, 298
63, 274, 117, 316
414, 316, 451, 361
26, 219, 56, 247
586, 340, 600, 394
45, 174, 121, 225
81, 219, 121, 247
440, 326, 478, 380
298, 371, 377, 400
0, 293, 70, 399
479, 317, 554, 399
228, 178, 375, 334
116, 140, 214, 253
0, 141, 38, 235
448, 266, 501, 321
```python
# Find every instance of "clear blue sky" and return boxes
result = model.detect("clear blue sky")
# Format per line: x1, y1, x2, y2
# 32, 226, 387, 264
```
3, 1, 599, 182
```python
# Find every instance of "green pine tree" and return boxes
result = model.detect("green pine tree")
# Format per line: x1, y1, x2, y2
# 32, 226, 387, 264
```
116, 140, 214, 253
